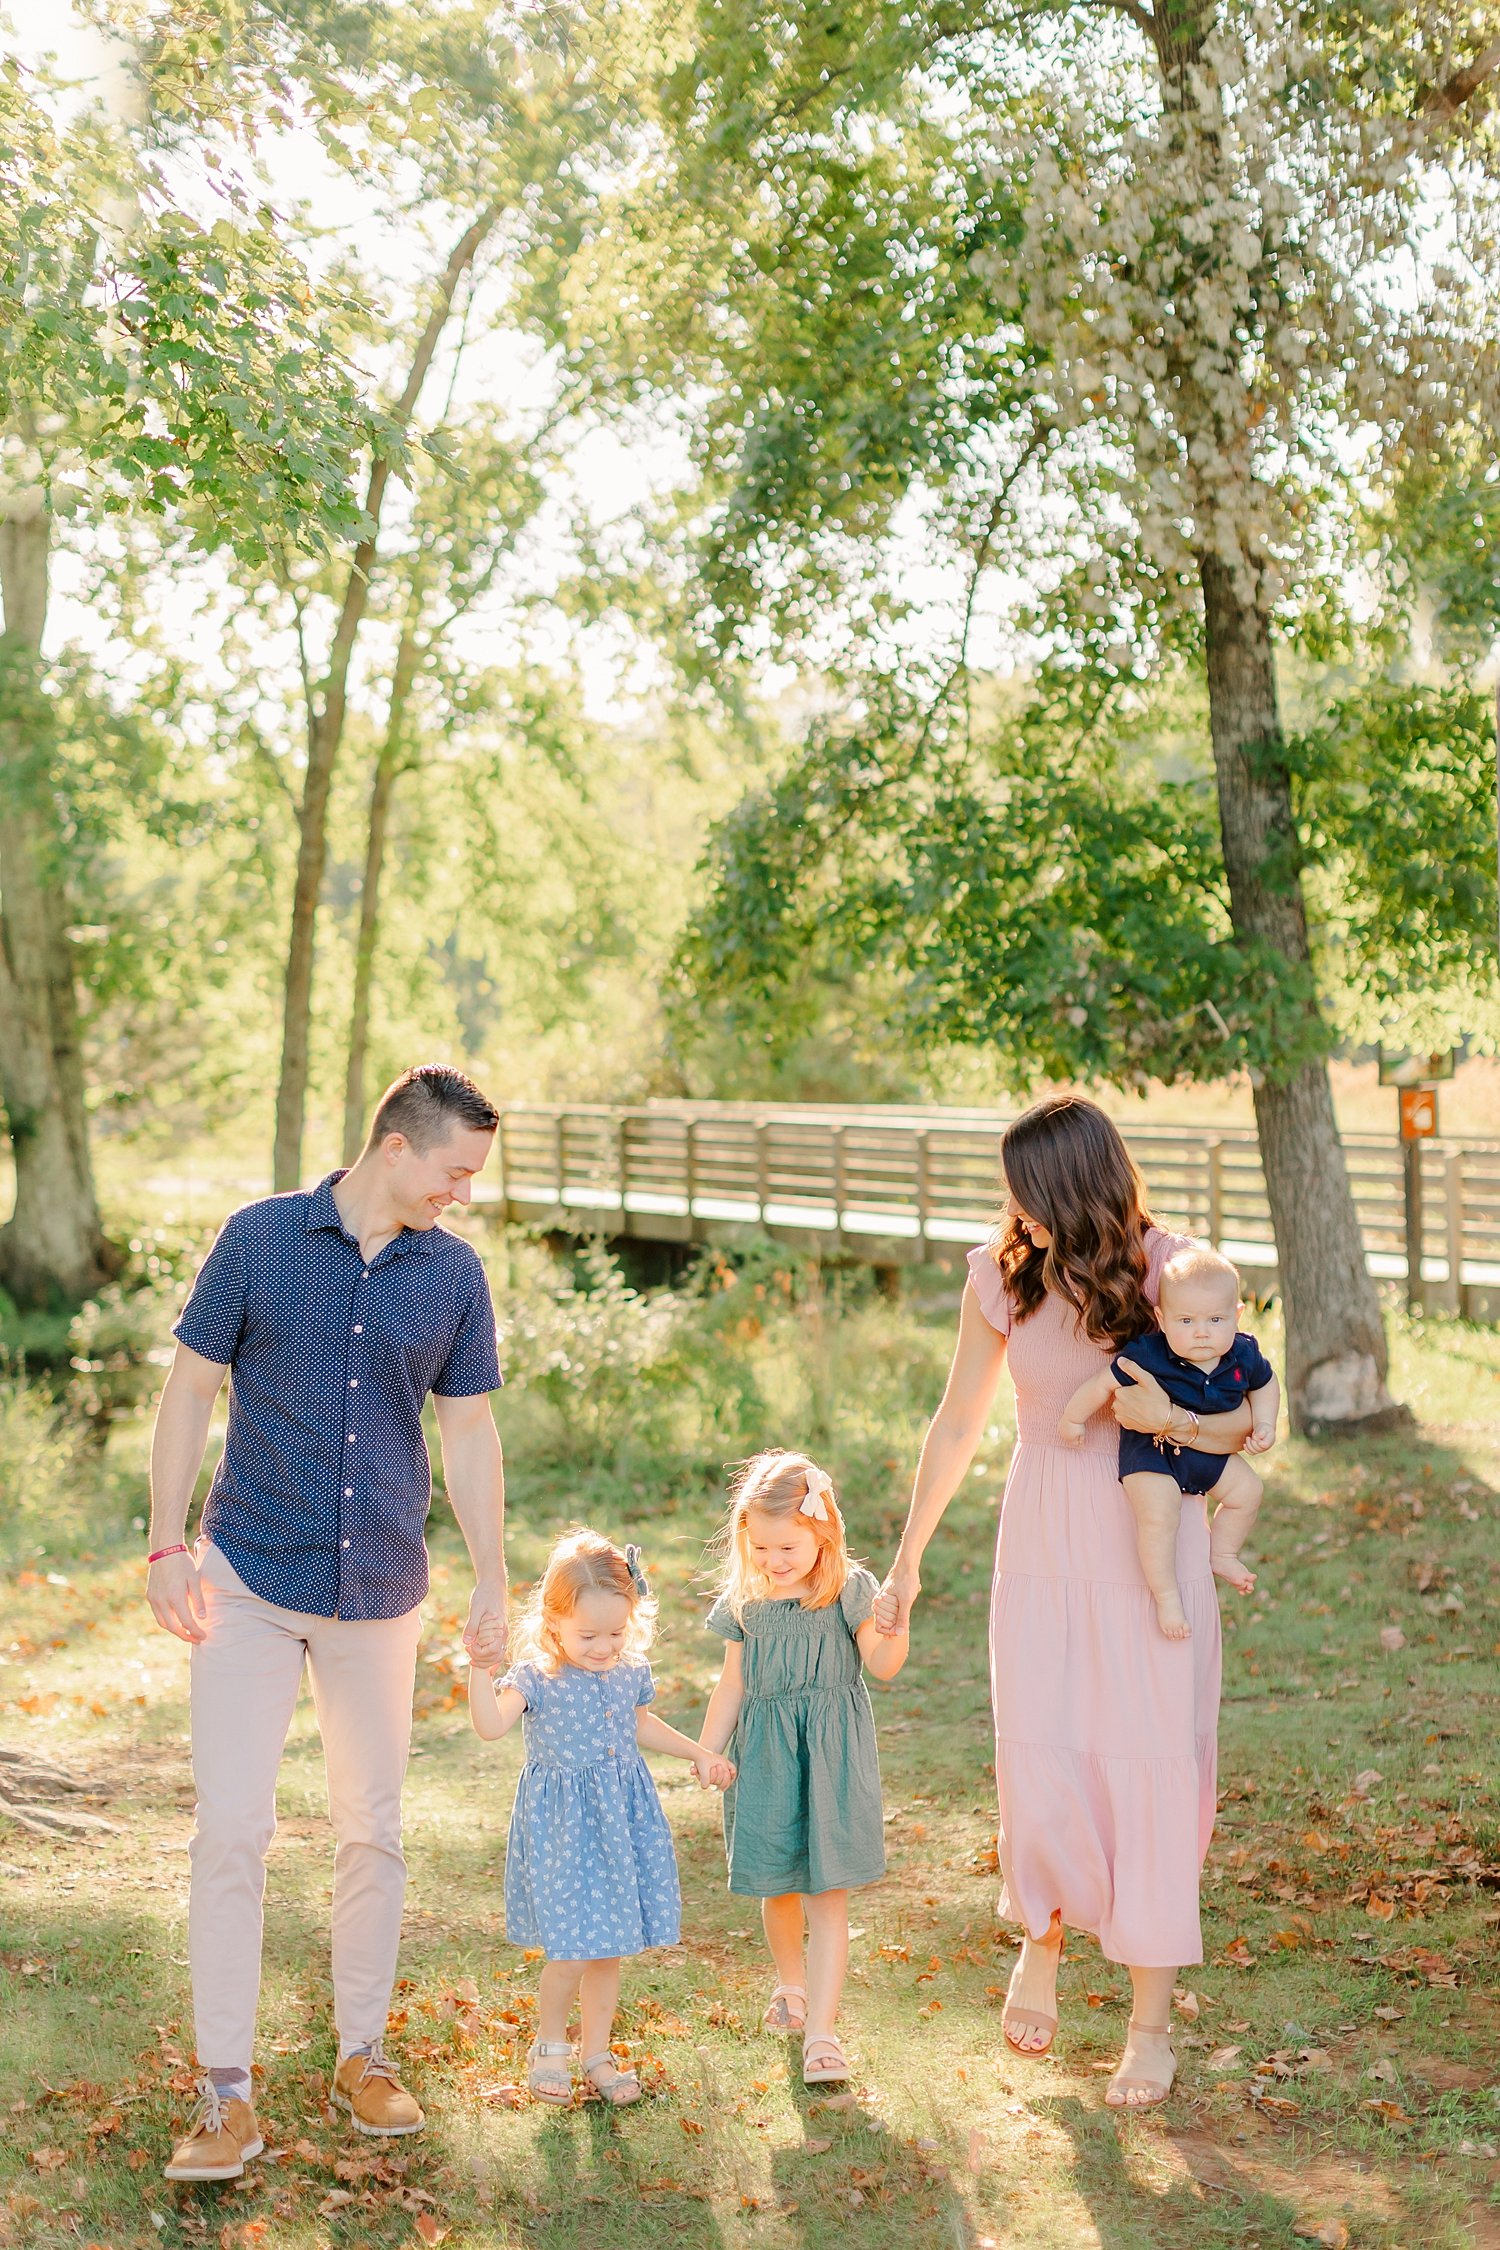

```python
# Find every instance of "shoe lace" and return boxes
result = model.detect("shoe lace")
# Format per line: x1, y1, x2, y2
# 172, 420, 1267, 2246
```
188, 2082, 229, 2136
355, 2042, 400, 2087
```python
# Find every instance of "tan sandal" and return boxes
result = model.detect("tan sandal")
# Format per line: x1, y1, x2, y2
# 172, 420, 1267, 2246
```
526, 2039, 574, 2105
802, 2033, 849, 2086
1001, 1948, 1058, 2058
1104, 2021, 1176, 2109
762, 1982, 808, 2033
582, 2050, 642, 2106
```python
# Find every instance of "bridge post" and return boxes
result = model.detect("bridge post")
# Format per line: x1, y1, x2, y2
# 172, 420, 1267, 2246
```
917, 1129, 931, 1254
833, 1126, 846, 1236
616, 1114, 628, 1219
553, 1111, 565, 1211
686, 1118, 698, 1231
1442, 1149, 1465, 1314
756, 1121, 769, 1226
1206, 1137, 1224, 1251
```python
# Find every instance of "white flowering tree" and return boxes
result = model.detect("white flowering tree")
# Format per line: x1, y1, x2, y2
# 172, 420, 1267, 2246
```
593, 0, 1500, 1430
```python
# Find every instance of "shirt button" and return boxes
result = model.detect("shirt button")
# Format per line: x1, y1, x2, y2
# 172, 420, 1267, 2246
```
342, 1538, 350, 1549
353, 1325, 363, 1335
347, 1433, 356, 1443
349, 1379, 358, 1388
344, 1487, 353, 1498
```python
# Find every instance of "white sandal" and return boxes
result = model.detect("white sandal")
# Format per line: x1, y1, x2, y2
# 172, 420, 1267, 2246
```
526, 2039, 573, 2105
802, 2033, 850, 2086
582, 2050, 642, 2107
762, 1982, 808, 2033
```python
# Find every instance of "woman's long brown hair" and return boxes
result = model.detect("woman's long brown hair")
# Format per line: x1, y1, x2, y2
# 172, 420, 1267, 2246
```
991, 1096, 1157, 1347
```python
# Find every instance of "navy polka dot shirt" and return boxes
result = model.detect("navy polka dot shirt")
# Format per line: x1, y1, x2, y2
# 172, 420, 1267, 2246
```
173, 1172, 502, 1620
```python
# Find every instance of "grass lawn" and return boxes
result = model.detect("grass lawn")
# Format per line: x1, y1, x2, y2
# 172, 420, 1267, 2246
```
2, 1273, 1499, 2250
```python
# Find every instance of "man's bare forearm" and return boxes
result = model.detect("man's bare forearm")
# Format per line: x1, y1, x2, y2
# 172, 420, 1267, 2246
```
443, 1418, 506, 1581
148, 1366, 219, 1546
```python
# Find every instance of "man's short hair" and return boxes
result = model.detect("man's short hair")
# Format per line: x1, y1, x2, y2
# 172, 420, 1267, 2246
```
368, 1065, 499, 1154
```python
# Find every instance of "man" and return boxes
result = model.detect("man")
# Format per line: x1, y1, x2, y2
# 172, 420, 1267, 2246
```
145, 1065, 508, 2183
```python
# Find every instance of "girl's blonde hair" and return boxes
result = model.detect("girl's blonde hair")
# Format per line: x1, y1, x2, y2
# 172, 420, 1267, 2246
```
715, 1449, 851, 1619
511, 1528, 657, 1673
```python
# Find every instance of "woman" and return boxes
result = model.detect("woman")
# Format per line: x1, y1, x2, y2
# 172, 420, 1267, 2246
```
877, 1096, 1250, 2106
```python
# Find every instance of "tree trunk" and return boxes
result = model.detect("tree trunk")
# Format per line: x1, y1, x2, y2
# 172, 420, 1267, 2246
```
1198, 551, 1404, 1434
271, 205, 498, 1191
341, 609, 422, 1163
0, 506, 115, 1308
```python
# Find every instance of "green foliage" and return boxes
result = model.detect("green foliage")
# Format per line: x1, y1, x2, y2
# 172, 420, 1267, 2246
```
0, 1370, 94, 1567
1296, 682, 1500, 1047
67, 1264, 189, 1434
0, 60, 380, 566
680, 692, 1329, 1090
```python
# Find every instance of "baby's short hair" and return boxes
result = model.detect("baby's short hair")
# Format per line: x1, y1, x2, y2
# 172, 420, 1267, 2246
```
1158, 1244, 1241, 1303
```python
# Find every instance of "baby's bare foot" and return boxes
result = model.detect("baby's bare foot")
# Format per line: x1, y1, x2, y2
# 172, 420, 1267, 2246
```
1210, 1547, 1255, 1594
1155, 1591, 1192, 1640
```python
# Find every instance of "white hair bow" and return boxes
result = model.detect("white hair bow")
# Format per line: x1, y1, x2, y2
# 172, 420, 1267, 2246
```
799, 1467, 834, 1522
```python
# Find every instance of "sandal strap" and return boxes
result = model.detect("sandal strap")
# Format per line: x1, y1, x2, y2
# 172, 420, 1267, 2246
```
582, 2050, 638, 2077
770, 1983, 808, 2001
803, 2034, 847, 2060
532, 2041, 573, 2058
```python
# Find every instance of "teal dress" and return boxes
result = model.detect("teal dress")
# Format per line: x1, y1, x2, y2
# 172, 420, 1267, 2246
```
706, 1565, 886, 1897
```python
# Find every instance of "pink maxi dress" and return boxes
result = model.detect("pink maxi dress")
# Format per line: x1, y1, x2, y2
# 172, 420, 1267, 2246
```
967, 1227, 1220, 1967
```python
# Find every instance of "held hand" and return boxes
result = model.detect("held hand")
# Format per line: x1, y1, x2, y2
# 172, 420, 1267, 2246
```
147, 1550, 207, 1645
693, 1752, 735, 1790
1109, 1359, 1173, 1436
876, 1565, 919, 1637
464, 1579, 509, 1670
1244, 1428, 1276, 1456
1057, 1418, 1086, 1449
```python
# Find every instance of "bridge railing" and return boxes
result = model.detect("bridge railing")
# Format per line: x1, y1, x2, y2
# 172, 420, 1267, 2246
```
486, 1101, 1500, 1315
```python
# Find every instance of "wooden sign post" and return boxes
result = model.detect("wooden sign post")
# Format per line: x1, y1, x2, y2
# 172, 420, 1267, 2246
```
1379, 1049, 1454, 1313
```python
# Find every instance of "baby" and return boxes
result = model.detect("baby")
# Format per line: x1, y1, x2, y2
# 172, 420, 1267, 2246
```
1059, 1245, 1279, 1639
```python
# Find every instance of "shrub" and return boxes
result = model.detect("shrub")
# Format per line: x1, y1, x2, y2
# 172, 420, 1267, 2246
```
67, 1240, 194, 1433
0, 1371, 98, 1567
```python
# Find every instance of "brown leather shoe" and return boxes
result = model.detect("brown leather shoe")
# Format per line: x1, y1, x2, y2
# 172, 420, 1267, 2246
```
332, 2044, 424, 2135
163, 2084, 264, 2181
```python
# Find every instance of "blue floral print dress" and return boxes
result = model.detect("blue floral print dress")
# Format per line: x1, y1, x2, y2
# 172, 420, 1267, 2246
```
499, 1659, 682, 1960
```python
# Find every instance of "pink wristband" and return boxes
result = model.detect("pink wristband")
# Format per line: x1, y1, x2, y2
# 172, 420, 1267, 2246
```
147, 1543, 189, 1565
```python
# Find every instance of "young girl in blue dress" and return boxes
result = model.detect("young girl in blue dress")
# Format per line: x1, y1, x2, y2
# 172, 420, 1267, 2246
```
697, 1450, 909, 2087
469, 1529, 734, 2106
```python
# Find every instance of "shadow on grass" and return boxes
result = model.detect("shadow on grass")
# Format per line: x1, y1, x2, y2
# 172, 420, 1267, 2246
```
1045, 2091, 1387, 2250
530, 2102, 733, 2245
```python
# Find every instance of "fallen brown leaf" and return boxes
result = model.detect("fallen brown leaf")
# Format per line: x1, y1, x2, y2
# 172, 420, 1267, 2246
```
1294, 2221, 1349, 2248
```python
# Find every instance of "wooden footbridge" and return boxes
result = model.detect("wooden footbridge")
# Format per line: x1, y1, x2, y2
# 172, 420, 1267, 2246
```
482, 1102, 1500, 1318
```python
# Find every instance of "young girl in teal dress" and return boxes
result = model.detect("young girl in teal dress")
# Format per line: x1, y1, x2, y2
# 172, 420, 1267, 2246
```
698, 1450, 909, 2086
469, 1530, 734, 2106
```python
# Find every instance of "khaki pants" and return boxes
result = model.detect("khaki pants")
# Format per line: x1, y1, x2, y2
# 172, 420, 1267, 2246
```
188, 1542, 422, 2073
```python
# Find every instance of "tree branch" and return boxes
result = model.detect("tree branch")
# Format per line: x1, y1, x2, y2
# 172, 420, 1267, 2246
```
1421, 38, 1500, 118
